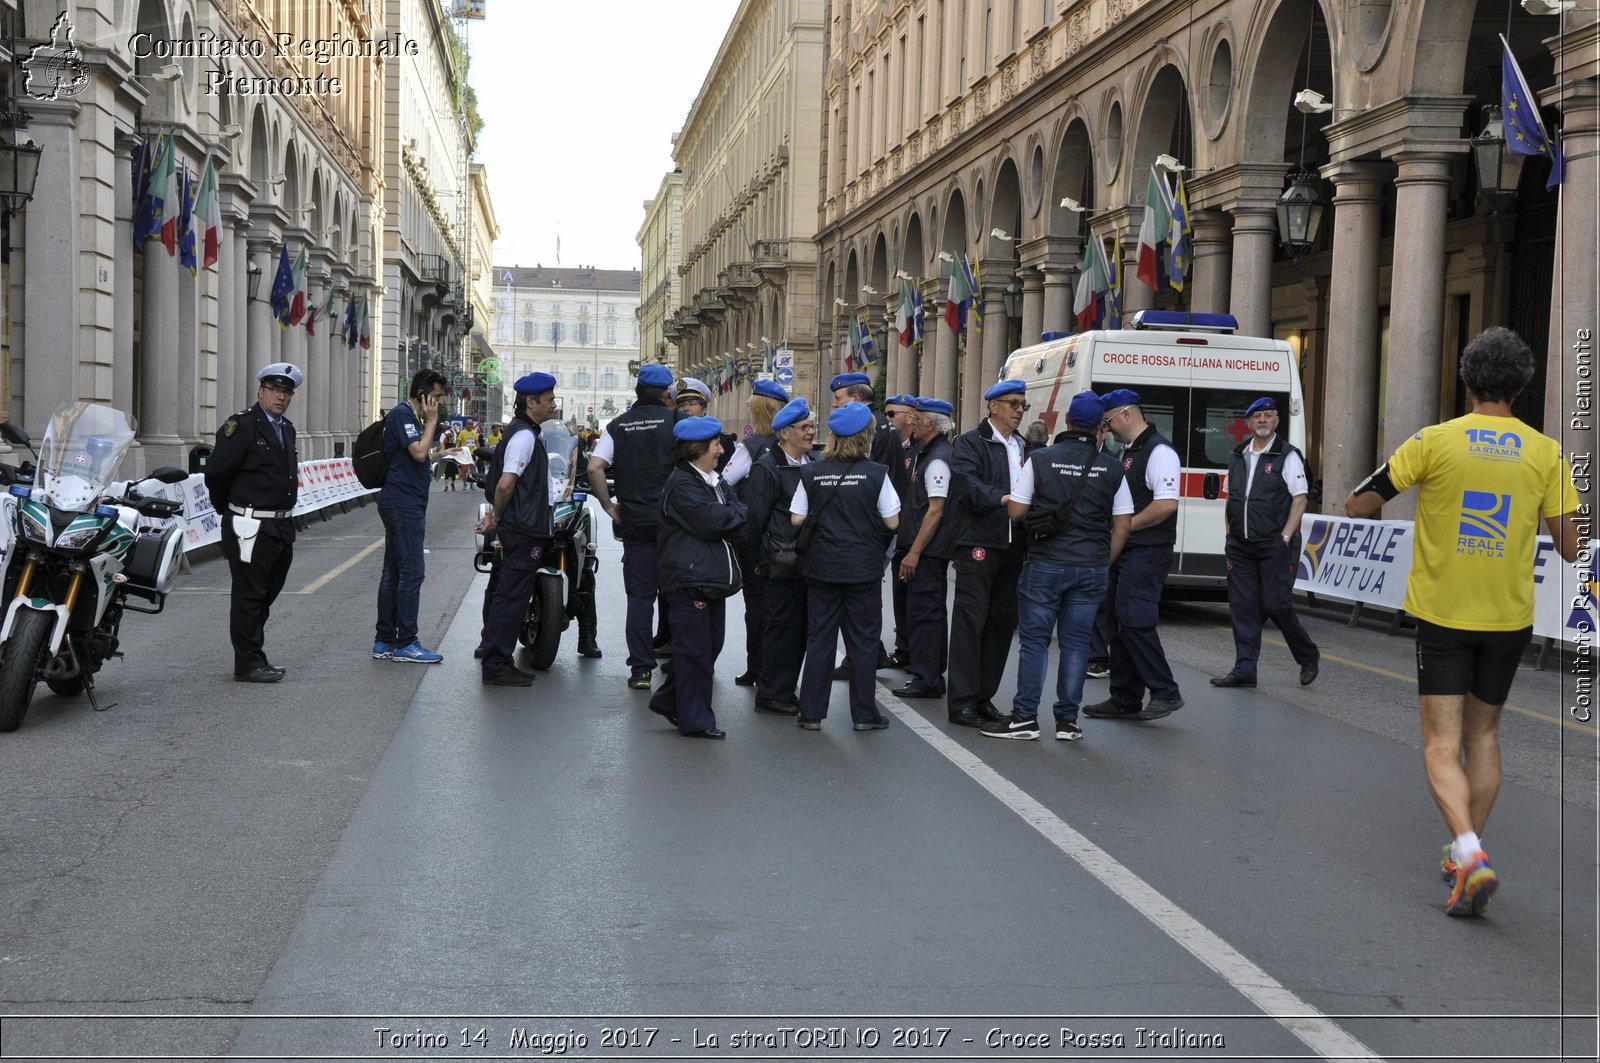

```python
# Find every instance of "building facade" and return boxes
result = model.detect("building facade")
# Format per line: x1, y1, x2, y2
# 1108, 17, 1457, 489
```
665, 0, 826, 425
379, 0, 472, 411
817, 0, 1597, 516
2, 0, 390, 471
636, 169, 684, 377
491, 266, 641, 427
466, 161, 501, 425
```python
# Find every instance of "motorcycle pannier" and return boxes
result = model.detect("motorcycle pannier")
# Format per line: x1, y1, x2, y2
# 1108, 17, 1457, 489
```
123, 527, 184, 601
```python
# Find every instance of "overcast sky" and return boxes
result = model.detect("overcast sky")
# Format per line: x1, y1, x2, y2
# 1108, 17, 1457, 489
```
469, 1, 744, 274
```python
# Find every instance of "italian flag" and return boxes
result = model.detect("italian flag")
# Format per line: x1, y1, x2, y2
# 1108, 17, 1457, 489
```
156, 134, 181, 257
286, 248, 309, 325
196, 157, 222, 269
1135, 166, 1171, 292
944, 260, 972, 334
1073, 251, 1105, 332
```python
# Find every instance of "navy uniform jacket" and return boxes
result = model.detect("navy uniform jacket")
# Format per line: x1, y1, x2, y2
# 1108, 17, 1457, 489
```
206, 403, 298, 542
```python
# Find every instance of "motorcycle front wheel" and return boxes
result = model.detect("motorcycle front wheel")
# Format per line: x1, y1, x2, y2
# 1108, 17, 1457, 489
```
520, 572, 566, 671
0, 609, 54, 732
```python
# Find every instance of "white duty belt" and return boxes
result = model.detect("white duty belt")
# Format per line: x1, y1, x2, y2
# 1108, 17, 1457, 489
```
229, 503, 293, 520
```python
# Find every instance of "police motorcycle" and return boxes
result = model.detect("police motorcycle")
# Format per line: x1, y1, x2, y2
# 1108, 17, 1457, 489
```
472, 420, 599, 670
0, 403, 188, 732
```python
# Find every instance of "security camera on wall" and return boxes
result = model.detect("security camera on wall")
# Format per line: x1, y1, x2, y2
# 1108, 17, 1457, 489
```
1294, 89, 1333, 114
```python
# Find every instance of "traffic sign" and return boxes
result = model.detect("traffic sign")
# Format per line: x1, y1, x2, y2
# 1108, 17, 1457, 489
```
775, 366, 794, 387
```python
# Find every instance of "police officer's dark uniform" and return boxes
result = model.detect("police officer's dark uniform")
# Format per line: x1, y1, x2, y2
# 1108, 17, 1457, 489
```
944, 380, 1030, 727
478, 373, 557, 686
793, 402, 899, 731
205, 362, 302, 683
592, 363, 682, 689
884, 394, 923, 667
1212, 397, 1320, 688
1084, 389, 1185, 721
649, 416, 746, 739
727, 378, 789, 688
894, 397, 957, 697
741, 397, 812, 714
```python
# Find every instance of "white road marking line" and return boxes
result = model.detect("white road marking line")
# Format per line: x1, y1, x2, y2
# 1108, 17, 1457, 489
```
877, 683, 1387, 1063
292, 538, 385, 595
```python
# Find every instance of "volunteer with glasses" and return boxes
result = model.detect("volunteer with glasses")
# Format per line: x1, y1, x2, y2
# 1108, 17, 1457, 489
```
943, 379, 1031, 728
741, 397, 816, 714
1083, 389, 1186, 722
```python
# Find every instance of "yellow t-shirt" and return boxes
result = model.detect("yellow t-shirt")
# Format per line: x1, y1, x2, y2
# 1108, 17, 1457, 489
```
1386, 413, 1579, 631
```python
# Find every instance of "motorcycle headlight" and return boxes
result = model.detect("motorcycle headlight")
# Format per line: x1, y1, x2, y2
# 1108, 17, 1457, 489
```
54, 525, 104, 552
18, 507, 49, 546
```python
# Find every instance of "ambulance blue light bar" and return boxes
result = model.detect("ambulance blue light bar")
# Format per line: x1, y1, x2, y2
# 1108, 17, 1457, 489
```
1129, 310, 1239, 333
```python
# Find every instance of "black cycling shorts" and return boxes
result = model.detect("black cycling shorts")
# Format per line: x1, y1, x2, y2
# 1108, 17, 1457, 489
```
1414, 619, 1533, 704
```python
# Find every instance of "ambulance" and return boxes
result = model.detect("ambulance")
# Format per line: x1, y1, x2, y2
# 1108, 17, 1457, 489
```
999, 310, 1307, 593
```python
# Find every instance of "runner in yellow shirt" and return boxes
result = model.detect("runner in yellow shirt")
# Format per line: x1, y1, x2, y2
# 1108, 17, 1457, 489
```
1347, 327, 1584, 917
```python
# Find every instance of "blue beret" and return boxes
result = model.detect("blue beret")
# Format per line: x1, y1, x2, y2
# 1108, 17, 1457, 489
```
751, 379, 789, 402
637, 364, 672, 388
514, 371, 556, 395
984, 379, 1026, 401
914, 397, 954, 416
886, 393, 916, 408
830, 372, 871, 391
1067, 390, 1106, 428
672, 415, 723, 442
1246, 396, 1278, 417
828, 401, 873, 437
1100, 388, 1140, 409
772, 397, 811, 431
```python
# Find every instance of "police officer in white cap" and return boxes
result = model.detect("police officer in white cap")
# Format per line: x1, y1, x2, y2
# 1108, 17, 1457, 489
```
205, 362, 303, 683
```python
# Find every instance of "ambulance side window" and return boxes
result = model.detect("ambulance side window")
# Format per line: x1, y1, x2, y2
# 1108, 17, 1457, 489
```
1096, 383, 1182, 458
1188, 388, 1289, 469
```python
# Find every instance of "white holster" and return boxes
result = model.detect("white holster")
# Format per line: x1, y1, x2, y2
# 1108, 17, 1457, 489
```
232, 513, 263, 563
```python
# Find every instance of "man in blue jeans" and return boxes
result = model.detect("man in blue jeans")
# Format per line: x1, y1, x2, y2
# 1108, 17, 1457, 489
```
982, 392, 1131, 741
373, 367, 448, 663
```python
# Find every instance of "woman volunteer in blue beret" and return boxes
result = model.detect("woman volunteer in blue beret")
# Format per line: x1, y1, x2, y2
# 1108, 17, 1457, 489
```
723, 378, 790, 688
790, 402, 900, 731
648, 416, 747, 739
741, 397, 816, 715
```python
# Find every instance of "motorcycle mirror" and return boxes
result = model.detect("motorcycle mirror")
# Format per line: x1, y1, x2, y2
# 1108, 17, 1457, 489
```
0, 422, 29, 446
147, 466, 190, 484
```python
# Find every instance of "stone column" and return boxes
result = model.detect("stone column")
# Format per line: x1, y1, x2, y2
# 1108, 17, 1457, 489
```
305, 258, 333, 457
981, 284, 1008, 398
1020, 268, 1044, 347
1317, 161, 1389, 512
1189, 209, 1234, 316
1543, 83, 1599, 510
225, 210, 250, 412
1042, 267, 1073, 337
921, 279, 947, 399
21, 101, 83, 432
138, 244, 183, 453
176, 241, 202, 446
1382, 151, 1455, 520
960, 304, 983, 429
246, 240, 276, 383
113, 136, 137, 417
1228, 207, 1279, 337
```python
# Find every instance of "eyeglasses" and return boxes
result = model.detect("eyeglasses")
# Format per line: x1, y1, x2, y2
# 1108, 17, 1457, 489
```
794, 422, 817, 433
993, 399, 1030, 411
262, 385, 294, 397
676, 398, 706, 408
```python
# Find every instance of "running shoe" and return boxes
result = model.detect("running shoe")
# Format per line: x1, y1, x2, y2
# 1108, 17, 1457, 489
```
1445, 851, 1498, 917
1439, 842, 1458, 885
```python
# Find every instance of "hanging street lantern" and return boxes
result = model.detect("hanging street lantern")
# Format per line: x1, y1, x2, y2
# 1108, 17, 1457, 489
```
1471, 104, 1526, 206
1276, 170, 1326, 260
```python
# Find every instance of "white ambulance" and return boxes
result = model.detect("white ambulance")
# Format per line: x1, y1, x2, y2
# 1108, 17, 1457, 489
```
999, 311, 1307, 592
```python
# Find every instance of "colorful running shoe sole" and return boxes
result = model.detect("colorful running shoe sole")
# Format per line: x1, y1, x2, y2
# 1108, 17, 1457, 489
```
1445, 852, 1498, 917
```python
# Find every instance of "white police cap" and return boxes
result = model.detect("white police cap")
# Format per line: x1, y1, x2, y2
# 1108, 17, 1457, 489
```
257, 362, 304, 391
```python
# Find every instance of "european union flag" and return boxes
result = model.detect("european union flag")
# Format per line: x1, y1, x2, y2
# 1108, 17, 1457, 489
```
177, 166, 198, 276
1501, 36, 1565, 190
269, 245, 295, 327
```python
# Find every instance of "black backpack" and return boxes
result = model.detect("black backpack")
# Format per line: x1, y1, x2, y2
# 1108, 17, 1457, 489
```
352, 411, 390, 489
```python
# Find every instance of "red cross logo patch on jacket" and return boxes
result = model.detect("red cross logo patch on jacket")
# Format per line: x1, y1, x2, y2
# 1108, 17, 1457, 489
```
971, 547, 987, 561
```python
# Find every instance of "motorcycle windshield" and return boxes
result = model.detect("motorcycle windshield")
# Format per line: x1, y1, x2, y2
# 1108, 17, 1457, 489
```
541, 421, 580, 504
35, 403, 137, 512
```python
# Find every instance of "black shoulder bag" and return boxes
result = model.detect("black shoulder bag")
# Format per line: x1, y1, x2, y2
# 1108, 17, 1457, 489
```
1022, 444, 1095, 545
